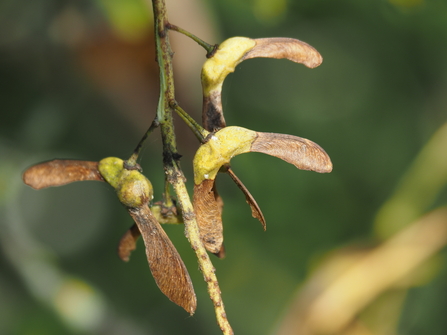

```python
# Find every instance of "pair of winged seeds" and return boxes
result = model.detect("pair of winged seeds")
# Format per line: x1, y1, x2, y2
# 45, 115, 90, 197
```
22, 36, 332, 315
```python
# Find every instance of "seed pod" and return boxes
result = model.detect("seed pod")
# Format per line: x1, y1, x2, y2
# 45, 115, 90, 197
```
193, 126, 332, 253
98, 157, 153, 208
193, 126, 332, 185
202, 37, 323, 131
116, 170, 152, 208
193, 127, 257, 185
23, 156, 195, 314
97, 157, 125, 189
99, 157, 195, 313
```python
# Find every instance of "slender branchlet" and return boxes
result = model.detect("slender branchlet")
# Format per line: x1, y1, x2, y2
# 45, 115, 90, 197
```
170, 100, 208, 142
127, 119, 159, 167
166, 23, 218, 57
151, 0, 234, 334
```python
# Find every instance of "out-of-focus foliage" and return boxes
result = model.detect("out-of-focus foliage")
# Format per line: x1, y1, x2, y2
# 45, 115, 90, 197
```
98, 0, 152, 41
1, 0, 447, 334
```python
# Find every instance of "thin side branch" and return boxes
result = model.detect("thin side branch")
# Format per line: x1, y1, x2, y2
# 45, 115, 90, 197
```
171, 101, 208, 142
167, 23, 218, 57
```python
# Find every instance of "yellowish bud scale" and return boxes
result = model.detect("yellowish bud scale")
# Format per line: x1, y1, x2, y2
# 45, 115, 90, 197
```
98, 157, 153, 208
193, 126, 257, 184
98, 157, 124, 189
201, 37, 256, 96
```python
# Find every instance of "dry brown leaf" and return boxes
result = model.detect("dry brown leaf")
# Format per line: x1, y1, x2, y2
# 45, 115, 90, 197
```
245, 38, 323, 68
251, 132, 333, 173
227, 167, 266, 230
128, 204, 197, 314
23, 160, 103, 190
193, 179, 224, 254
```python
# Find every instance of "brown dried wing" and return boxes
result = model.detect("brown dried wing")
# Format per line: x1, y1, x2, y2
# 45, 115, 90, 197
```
244, 38, 323, 69
214, 244, 226, 259
127, 205, 197, 314
227, 168, 266, 230
212, 185, 226, 258
193, 179, 224, 254
118, 223, 141, 262
23, 160, 103, 190
251, 132, 333, 173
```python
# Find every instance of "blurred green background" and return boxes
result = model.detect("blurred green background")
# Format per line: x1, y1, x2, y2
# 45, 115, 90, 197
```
2, 0, 447, 334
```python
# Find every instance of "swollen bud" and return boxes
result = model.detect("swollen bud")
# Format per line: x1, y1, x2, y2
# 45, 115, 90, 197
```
193, 126, 257, 185
98, 157, 153, 208
116, 169, 152, 208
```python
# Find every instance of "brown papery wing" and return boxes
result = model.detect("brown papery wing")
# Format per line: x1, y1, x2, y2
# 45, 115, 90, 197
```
212, 184, 226, 259
244, 38, 323, 69
227, 168, 266, 230
251, 133, 333, 173
193, 179, 224, 255
23, 160, 103, 190
127, 205, 197, 314
117, 223, 141, 262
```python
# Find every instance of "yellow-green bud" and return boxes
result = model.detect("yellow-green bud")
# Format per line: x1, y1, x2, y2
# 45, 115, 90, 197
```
98, 157, 153, 208
193, 126, 257, 184
202, 37, 256, 96
116, 169, 153, 208
98, 157, 124, 189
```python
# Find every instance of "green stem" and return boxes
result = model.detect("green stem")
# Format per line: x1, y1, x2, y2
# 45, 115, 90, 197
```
152, 1, 178, 170
151, 1, 233, 334
163, 179, 174, 207
126, 119, 159, 167
171, 101, 209, 142
167, 23, 218, 57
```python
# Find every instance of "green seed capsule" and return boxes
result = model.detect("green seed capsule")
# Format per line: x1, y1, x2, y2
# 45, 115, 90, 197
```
98, 157, 124, 189
98, 157, 153, 208
116, 169, 153, 208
